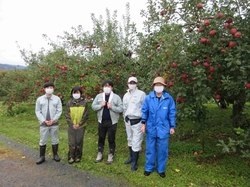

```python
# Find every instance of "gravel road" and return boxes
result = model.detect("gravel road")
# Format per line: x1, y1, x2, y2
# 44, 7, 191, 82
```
0, 134, 131, 187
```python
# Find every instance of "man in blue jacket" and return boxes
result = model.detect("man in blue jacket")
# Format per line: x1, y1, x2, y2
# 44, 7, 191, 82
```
141, 77, 176, 178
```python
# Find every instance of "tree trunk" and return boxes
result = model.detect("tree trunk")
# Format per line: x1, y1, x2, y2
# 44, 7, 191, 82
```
232, 90, 247, 127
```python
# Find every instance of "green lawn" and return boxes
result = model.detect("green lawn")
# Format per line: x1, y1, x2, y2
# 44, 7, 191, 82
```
0, 101, 249, 187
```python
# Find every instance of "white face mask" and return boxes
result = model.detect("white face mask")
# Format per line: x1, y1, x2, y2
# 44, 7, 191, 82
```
128, 84, 136, 90
103, 87, 111, 94
72, 93, 81, 100
45, 88, 54, 94
154, 86, 164, 93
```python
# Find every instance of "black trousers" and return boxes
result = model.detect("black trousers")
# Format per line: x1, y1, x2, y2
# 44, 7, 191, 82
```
98, 119, 117, 154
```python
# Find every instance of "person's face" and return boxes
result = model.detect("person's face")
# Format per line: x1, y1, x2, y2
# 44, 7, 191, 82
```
128, 81, 137, 90
45, 86, 54, 94
154, 83, 164, 93
103, 84, 113, 94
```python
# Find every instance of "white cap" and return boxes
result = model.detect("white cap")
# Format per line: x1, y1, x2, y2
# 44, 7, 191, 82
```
128, 77, 138, 83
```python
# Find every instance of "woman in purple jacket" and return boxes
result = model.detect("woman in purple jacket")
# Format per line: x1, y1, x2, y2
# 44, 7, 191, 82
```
141, 77, 176, 178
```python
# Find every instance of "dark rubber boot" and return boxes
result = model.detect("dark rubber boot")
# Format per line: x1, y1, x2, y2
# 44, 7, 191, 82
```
124, 147, 133, 164
52, 144, 61, 162
131, 151, 139, 171
36, 145, 46, 164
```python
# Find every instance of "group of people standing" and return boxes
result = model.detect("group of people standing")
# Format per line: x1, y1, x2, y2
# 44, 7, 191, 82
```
35, 76, 176, 178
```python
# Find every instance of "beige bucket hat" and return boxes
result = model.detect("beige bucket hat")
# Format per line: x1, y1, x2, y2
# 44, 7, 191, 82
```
152, 77, 166, 86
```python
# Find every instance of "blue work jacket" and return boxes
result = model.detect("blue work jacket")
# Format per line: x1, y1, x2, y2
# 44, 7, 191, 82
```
141, 90, 176, 138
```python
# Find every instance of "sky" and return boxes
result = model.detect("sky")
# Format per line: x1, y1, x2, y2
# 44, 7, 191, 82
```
0, 0, 147, 66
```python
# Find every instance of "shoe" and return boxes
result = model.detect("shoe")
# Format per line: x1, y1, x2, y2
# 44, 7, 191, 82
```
106, 154, 114, 164
158, 172, 166, 178
75, 158, 80, 163
68, 158, 74, 164
144, 171, 151, 176
94, 152, 103, 163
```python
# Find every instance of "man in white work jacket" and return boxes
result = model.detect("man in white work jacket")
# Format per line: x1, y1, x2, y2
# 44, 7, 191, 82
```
123, 77, 146, 171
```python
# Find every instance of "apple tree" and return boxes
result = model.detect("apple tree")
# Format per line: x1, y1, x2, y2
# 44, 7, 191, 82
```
13, 4, 139, 106
135, 0, 250, 153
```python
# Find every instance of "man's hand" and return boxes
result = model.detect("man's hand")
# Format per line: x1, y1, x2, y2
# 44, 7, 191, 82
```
141, 123, 146, 133
101, 101, 106, 107
45, 120, 54, 126
107, 102, 112, 109
170, 128, 175, 134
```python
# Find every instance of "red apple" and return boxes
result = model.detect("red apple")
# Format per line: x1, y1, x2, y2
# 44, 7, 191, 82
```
230, 28, 237, 35
229, 41, 236, 48
245, 83, 250, 89
207, 75, 212, 79
193, 61, 199, 66
226, 18, 233, 23
196, 3, 203, 9
168, 82, 174, 87
75, 59, 80, 63
172, 62, 178, 68
200, 38, 207, 44
203, 62, 210, 67
204, 20, 210, 26
182, 74, 188, 79
223, 23, 229, 28
160, 10, 166, 16
198, 27, 204, 32
215, 94, 220, 99
209, 66, 215, 72
194, 152, 198, 156
176, 97, 182, 103
209, 30, 216, 36
217, 12, 223, 19
234, 32, 242, 38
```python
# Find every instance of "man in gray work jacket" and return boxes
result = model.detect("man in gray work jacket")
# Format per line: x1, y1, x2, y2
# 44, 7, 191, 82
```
123, 77, 146, 171
35, 82, 62, 164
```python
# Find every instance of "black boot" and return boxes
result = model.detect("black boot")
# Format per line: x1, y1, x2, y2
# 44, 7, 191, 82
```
131, 151, 139, 171
124, 147, 133, 164
52, 144, 61, 162
36, 145, 46, 164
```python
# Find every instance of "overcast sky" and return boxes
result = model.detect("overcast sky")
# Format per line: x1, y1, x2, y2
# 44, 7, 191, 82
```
0, 0, 147, 66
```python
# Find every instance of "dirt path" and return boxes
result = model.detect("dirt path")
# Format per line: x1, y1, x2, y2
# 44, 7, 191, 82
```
0, 134, 129, 187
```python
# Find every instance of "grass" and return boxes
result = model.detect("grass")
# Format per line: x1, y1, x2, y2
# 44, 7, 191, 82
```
0, 101, 249, 187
